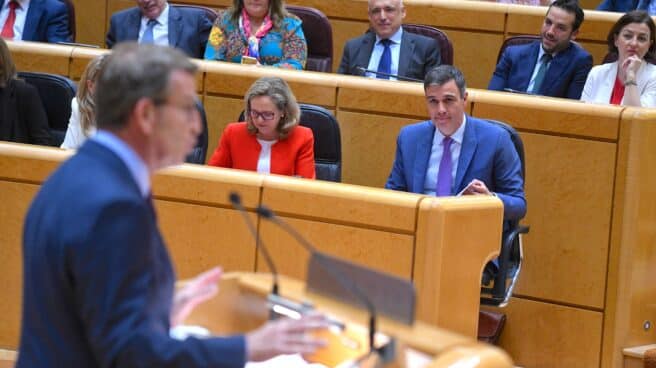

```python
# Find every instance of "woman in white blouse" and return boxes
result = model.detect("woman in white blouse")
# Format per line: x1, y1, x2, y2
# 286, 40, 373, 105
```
581, 11, 656, 107
61, 54, 107, 149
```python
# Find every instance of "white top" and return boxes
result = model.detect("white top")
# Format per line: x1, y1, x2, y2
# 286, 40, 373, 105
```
61, 97, 97, 150
581, 61, 656, 108
424, 114, 467, 196
366, 27, 403, 80
256, 138, 277, 174
0, 0, 30, 40
138, 3, 169, 46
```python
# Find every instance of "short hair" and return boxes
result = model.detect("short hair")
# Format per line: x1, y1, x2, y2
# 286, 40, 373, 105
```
229, 0, 290, 29
0, 37, 16, 88
95, 43, 197, 130
424, 65, 467, 98
548, 0, 584, 32
606, 10, 656, 58
77, 54, 108, 136
244, 76, 300, 139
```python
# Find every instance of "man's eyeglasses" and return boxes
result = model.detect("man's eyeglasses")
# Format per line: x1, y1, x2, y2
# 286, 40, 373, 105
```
250, 109, 276, 121
369, 6, 400, 17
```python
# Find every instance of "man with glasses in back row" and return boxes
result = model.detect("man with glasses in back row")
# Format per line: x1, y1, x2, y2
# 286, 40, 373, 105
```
488, 0, 592, 99
337, 0, 441, 81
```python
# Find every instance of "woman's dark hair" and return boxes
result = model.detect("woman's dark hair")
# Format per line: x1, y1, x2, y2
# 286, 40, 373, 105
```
0, 37, 17, 88
607, 10, 656, 59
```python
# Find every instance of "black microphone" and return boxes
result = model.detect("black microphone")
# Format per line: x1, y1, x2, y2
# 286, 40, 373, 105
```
229, 192, 279, 295
256, 205, 380, 355
354, 65, 423, 83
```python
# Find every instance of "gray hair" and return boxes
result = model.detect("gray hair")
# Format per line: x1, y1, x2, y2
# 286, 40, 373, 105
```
423, 65, 466, 98
244, 76, 300, 139
95, 43, 197, 130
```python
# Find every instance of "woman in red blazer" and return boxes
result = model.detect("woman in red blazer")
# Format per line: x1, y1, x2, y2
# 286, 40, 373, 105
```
208, 76, 315, 178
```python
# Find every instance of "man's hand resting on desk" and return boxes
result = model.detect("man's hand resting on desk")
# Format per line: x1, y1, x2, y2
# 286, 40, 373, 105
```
246, 313, 330, 362
461, 179, 492, 196
170, 267, 223, 327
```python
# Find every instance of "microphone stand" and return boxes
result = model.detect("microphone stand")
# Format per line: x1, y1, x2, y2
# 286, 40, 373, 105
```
354, 66, 423, 83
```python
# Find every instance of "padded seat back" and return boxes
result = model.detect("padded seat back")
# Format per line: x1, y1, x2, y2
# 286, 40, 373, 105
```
286, 5, 333, 72
403, 23, 453, 65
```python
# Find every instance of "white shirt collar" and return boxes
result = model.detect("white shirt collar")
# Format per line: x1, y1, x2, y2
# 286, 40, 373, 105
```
375, 26, 403, 45
433, 113, 467, 145
92, 130, 151, 198
141, 2, 169, 26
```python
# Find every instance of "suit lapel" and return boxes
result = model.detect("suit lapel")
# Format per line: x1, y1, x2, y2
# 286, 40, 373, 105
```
167, 6, 181, 48
398, 31, 413, 77
355, 32, 376, 71
540, 42, 572, 94
412, 121, 435, 193
517, 43, 540, 91
125, 8, 142, 42
23, 0, 44, 41
454, 117, 477, 192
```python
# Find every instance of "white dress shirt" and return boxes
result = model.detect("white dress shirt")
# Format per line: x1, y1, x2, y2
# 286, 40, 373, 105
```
424, 114, 467, 196
0, 0, 30, 40
138, 4, 169, 47
256, 138, 277, 174
366, 27, 403, 80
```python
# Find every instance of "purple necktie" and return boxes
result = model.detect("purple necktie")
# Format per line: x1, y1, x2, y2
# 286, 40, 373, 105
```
436, 136, 453, 196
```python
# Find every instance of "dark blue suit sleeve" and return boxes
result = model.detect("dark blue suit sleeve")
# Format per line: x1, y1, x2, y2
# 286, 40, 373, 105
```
71, 200, 245, 368
423, 38, 441, 72
492, 132, 526, 221
46, 0, 72, 43
385, 131, 409, 191
488, 49, 512, 91
197, 12, 213, 59
106, 15, 117, 49
337, 40, 354, 75
565, 51, 593, 99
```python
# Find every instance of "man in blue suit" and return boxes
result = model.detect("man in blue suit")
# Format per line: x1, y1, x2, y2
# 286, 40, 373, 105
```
0, 0, 71, 43
18, 43, 327, 367
106, 0, 212, 59
488, 0, 592, 100
386, 65, 526, 222
597, 0, 655, 14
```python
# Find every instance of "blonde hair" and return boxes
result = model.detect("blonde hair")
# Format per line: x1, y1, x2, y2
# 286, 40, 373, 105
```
77, 55, 107, 136
0, 38, 16, 88
244, 76, 300, 139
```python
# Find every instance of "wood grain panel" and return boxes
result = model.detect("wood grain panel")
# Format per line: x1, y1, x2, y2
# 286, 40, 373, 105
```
155, 200, 257, 278
337, 77, 426, 116
337, 111, 416, 187
446, 30, 505, 89
257, 217, 415, 279
330, 19, 369, 74
261, 175, 420, 232
488, 297, 603, 368
0, 182, 39, 349
70, 48, 111, 80
472, 90, 621, 140
8, 40, 71, 76
0, 143, 69, 181
204, 96, 244, 163
517, 132, 616, 308
71, 0, 107, 47
405, 1, 507, 32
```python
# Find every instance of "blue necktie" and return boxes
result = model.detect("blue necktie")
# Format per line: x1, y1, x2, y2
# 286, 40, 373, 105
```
141, 19, 158, 44
376, 39, 392, 79
530, 53, 552, 94
436, 137, 453, 196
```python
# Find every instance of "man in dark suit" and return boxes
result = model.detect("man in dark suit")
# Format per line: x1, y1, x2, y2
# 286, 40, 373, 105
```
0, 0, 71, 43
337, 0, 440, 81
488, 0, 592, 99
18, 43, 327, 367
386, 65, 526, 221
597, 0, 655, 13
106, 0, 212, 59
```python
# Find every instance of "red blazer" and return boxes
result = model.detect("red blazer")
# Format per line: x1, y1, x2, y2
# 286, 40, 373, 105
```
208, 122, 316, 179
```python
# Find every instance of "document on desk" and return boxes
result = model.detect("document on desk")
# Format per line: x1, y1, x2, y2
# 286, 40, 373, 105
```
246, 354, 327, 368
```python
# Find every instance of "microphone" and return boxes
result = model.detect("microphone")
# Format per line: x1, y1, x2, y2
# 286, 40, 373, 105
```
229, 192, 279, 295
255, 205, 385, 357
354, 65, 423, 83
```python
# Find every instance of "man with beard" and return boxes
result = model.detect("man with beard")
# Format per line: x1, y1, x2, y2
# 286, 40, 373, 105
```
488, 0, 592, 99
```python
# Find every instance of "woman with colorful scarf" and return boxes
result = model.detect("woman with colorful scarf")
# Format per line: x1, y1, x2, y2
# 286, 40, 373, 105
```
204, 0, 307, 70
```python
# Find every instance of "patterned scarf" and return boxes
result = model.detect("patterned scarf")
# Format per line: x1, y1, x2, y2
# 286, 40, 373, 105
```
239, 7, 273, 60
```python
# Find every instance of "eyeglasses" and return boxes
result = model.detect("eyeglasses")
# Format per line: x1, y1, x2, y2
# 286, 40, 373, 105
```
249, 109, 277, 121
368, 6, 400, 17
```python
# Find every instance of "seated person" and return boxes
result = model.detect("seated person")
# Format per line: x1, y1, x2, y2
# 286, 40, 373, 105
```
0, 0, 71, 43
581, 11, 656, 107
0, 37, 50, 145
337, 0, 440, 80
204, 0, 307, 70
597, 0, 656, 15
61, 54, 107, 149
386, 65, 526, 222
208, 76, 315, 178
488, 0, 592, 99
106, 0, 212, 59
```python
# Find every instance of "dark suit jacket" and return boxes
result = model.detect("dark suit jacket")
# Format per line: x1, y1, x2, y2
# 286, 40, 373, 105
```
0, 0, 71, 42
106, 6, 212, 59
337, 29, 441, 81
597, 0, 645, 12
385, 117, 526, 221
18, 139, 245, 367
488, 41, 592, 99
0, 79, 51, 145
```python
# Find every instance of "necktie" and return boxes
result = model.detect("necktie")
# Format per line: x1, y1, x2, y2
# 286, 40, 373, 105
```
376, 39, 392, 79
141, 19, 158, 44
530, 53, 552, 94
1, 1, 18, 39
436, 136, 453, 196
